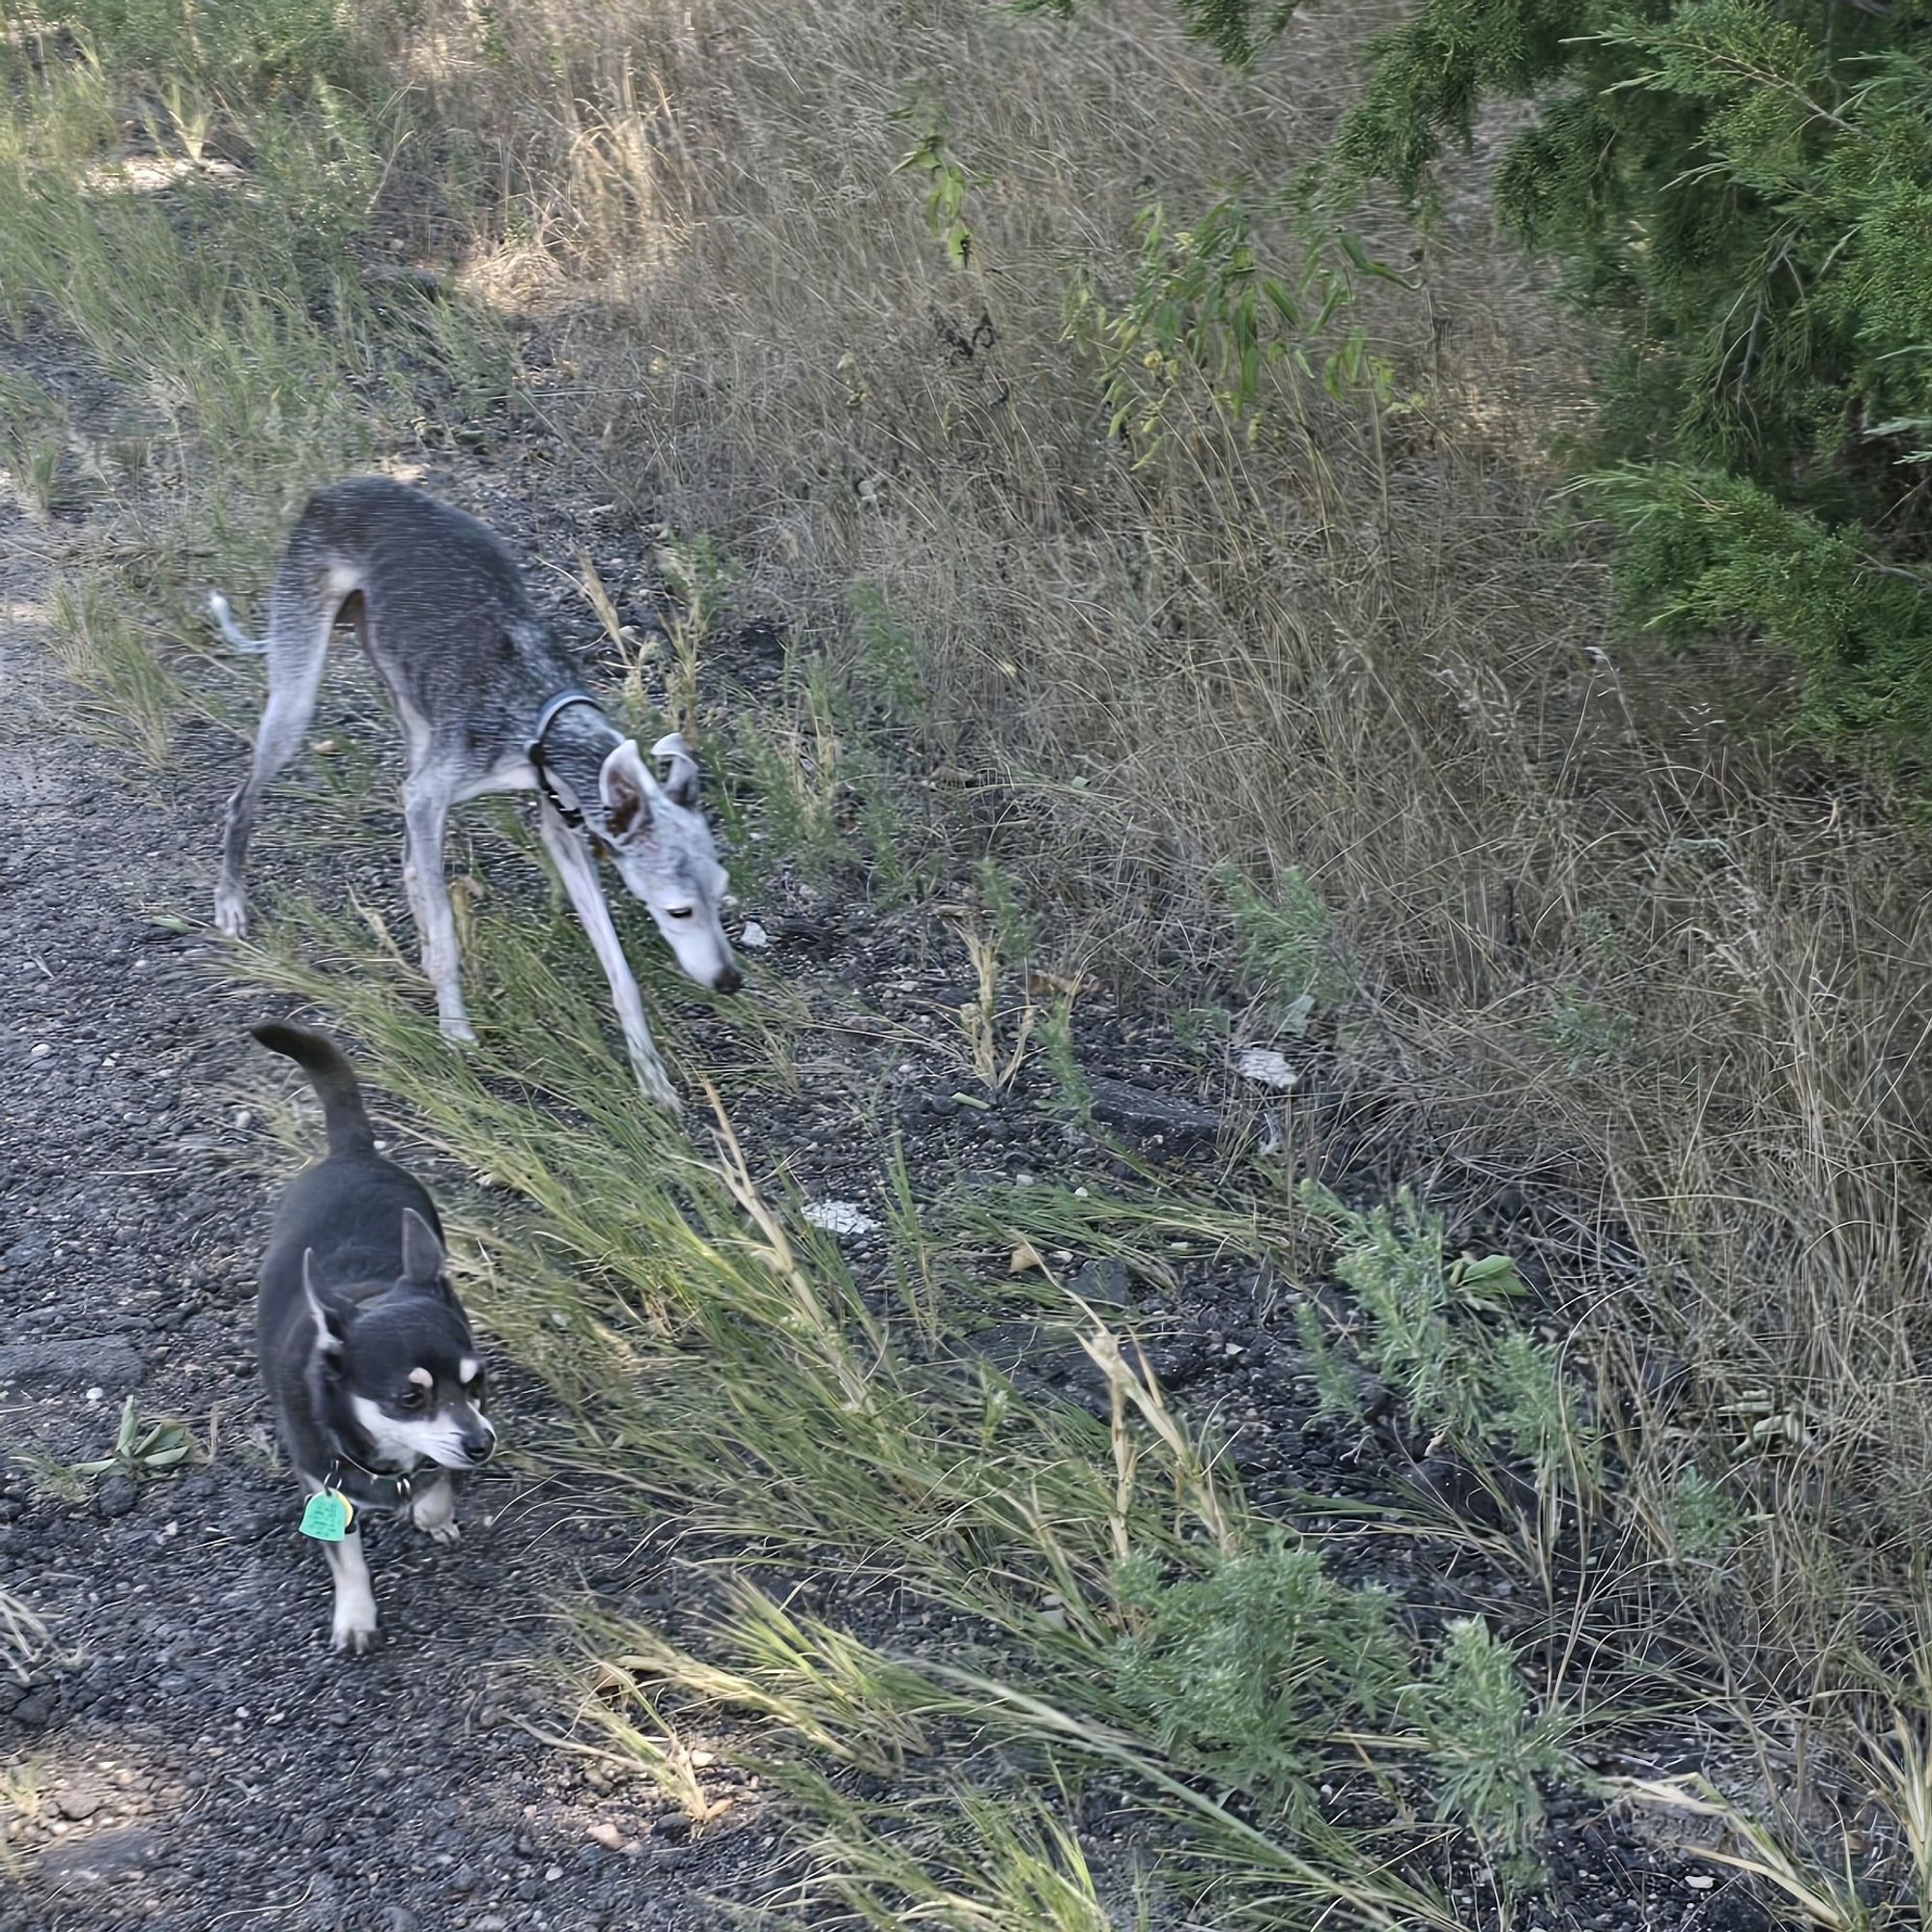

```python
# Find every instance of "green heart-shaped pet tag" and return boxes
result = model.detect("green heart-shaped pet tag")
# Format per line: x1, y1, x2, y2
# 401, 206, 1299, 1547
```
299, 1488, 354, 1542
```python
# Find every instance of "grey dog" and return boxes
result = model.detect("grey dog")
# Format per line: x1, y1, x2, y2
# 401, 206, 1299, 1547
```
212, 476, 740, 1108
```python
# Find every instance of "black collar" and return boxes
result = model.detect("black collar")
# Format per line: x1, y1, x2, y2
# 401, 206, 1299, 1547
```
526, 690, 603, 830
323, 1449, 421, 1510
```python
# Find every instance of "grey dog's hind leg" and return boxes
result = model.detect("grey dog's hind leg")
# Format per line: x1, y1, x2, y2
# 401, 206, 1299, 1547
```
213, 582, 335, 938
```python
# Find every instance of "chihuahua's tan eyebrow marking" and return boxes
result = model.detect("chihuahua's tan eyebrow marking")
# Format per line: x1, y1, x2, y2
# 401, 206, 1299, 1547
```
409, 1367, 434, 1389
459, 1357, 479, 1383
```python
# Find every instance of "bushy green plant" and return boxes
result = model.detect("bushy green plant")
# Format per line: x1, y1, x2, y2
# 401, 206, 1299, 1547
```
1668, 1465, 1744, 1566
1415, 1616, 1573, 1869
1294, 1180, 1599, 1494
1110, 1537, 1406, 1804
1220, 863, 1353, 1031
1037, 990, 1094, 1124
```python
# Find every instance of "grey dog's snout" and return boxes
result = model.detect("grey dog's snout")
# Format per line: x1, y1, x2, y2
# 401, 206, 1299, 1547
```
713, 963, 744, 994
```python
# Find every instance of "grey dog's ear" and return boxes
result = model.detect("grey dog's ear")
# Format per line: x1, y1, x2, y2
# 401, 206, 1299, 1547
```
302, 1250, 348, 1356
651, 732, 701, 809
400, 1208, 446, 1290
597, 740, 658, 842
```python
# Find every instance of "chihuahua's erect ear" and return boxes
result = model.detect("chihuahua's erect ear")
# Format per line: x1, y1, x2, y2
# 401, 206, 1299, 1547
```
598, 740, 659, 842
400, 1208, 446, 1290
302, 1250, 348, 1359
651, 732, 701, 809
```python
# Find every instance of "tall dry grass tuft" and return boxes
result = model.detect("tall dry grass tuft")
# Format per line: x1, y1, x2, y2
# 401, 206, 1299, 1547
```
398, 0, 1932, 1831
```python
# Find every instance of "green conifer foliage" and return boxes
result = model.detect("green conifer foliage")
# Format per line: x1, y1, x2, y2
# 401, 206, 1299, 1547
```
1038, 0, 1932, 749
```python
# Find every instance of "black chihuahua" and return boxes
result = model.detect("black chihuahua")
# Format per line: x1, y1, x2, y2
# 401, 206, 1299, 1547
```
251, 1021, 495, 1653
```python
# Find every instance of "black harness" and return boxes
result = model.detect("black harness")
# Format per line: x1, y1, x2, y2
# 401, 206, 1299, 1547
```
526, 690, 603, 831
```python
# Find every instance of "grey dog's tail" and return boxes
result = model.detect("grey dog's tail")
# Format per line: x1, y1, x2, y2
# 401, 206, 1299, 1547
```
207, 591, 268, 654
250, 1022, 376, 1157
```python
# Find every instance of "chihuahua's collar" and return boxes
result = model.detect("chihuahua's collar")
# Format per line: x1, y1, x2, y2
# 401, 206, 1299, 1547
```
323, 1450, 420, 1510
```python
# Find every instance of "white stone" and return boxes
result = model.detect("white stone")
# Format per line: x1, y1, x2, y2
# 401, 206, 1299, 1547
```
803, 1201, 879, 1236
1236, 1047, 1297, 1090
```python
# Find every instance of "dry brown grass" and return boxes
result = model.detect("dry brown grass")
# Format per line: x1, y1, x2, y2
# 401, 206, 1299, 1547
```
390, 0, 1932, 1843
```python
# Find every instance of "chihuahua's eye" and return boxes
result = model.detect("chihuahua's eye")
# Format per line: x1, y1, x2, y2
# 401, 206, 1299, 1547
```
667, 906, 694, 921
397, 1385, 428, 1410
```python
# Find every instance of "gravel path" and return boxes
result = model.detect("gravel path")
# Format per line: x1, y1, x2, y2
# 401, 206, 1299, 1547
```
0, 480, 764, 1930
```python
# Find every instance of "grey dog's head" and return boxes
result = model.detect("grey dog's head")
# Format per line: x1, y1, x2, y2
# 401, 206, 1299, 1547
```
595, 733, 741, 993
304, 1209, 496, 1470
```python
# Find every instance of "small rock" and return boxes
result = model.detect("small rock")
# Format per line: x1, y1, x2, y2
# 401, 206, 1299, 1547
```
802, 1201, 879, 1236
1087, 1077, 1221, 1144
37, 1828, 158, 1882
53, 1785, 102, 1821
1070, 1260, 1130, 1306
96, 1476, 139, 1519
0, 1338, 143, 1391
28, 1042, 51, 1061
378, 1911, 421, 1932
739, 921, 769, 949
586, 1820, 626, 1852
12, 1691, 53, 1729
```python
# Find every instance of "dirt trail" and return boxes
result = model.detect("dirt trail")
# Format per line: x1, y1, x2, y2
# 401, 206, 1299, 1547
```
0, 493, 761, 1928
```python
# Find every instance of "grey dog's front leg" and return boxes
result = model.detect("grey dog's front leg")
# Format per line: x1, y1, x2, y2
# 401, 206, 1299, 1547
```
534, 803, 680, 1110
400, 771, 475, 1044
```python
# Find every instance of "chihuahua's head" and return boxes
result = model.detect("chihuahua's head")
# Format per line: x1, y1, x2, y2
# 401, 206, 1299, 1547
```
303, 1208, 496, 1470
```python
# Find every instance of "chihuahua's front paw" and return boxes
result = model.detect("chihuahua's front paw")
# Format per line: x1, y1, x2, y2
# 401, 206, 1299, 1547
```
331, 1608, 379, 1655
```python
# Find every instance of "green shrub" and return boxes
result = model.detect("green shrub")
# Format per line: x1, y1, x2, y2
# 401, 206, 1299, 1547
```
1048, 0, 1932, 757
1110, 1537, 1406, 1804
